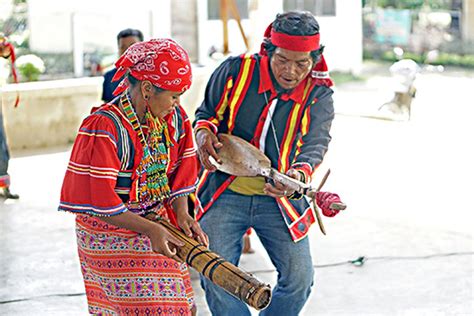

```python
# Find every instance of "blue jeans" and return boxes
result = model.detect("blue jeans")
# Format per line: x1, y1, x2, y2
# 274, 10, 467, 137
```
0, 111, 10, 178
199, 190, 314, 316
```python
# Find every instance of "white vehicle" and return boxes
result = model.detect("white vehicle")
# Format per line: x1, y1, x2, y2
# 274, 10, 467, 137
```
379, 58, 420, 120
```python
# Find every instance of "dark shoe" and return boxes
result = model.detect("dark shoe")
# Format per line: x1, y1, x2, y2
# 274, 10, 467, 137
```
3, 188, 19, 199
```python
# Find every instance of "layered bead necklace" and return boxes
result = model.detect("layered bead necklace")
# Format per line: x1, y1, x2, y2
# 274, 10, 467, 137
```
120, 92, 172, 210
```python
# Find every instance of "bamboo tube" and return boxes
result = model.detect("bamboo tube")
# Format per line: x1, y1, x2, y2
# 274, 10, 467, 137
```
145, 214, 272, 310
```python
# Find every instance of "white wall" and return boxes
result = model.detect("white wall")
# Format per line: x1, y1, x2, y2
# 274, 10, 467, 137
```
0, 0, 13, 21
196, 0, 362, 73
0, 65, 211, 151
197, 0, 283, 64
317, 0, 363, 74
1, 77, 102, 150
27, 0, 171, 54
26, 0, 362, 72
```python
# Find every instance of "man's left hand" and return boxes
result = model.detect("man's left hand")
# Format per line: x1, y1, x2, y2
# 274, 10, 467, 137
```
263, 168, 302, 198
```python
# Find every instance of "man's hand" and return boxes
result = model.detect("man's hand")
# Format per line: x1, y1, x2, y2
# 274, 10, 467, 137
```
263, 168, 302, 198
196, 128, 223, 171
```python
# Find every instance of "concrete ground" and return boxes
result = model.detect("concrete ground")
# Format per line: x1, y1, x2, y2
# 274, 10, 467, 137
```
1, 63, 473, 315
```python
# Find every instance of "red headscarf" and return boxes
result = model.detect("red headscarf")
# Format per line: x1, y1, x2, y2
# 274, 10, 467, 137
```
112, 38, 192, 95
259, 23, 333, 87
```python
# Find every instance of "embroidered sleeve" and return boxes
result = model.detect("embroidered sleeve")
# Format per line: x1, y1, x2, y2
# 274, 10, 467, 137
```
58, 113, 127, 216
193, 56, 240, 134
292, 86, 335, 182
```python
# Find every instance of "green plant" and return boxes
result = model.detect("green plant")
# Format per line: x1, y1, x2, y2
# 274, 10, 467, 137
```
15, 53, 45, 81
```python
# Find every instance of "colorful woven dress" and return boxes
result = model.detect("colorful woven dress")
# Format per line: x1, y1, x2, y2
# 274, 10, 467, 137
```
59, 91, 199, 315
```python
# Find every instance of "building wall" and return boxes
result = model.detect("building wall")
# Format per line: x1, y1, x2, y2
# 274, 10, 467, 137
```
1, 77, 102, 150
27, 0, 171, 54
1, 67, 210, 151
171, 0, 199, 63
195, 0, 362, 73
26, 0, 362, 72
317, 1, 363, 73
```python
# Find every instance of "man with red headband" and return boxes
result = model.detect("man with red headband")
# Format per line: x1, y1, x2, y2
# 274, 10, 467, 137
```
194, 11, 335, 315
0, 33, 19, 199
59, 38, 207, 315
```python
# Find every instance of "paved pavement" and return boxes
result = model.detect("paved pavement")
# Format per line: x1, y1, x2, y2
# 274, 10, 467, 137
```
1, 63, 473, 315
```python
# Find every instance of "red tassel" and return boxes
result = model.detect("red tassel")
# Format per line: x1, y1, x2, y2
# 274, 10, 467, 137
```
3, 41, 20, 107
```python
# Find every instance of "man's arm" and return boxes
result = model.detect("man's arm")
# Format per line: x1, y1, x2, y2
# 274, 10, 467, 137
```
194, 56, 240, 170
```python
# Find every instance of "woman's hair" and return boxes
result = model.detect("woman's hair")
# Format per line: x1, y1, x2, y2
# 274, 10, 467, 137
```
127, 73, 165, 94
263, 11, 324, 63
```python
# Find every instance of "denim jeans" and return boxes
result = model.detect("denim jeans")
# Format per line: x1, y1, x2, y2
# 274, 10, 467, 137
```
0, 111, 10, 178
199, 190, 314, 316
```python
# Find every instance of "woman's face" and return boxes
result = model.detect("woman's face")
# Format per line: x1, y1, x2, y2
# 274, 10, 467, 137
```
270, 47, 313, 90
148, 89, 184, 119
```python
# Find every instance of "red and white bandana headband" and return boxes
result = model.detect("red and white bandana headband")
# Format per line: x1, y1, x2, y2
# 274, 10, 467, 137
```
112, 38, 192, 95
260, 23, 333, 87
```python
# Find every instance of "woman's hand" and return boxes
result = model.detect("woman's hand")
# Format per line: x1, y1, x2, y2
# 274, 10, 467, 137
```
147, 224, 185, 262
176, 208, 209, 247
263, 168, 302, 198
195, 128, 222, 171
97, 211, 185, 262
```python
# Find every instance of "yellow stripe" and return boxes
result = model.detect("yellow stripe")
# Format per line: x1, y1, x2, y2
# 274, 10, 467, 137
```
197, 169, 209, 190
280, 103, 301, 171
280, 197, 299, 221
228, 54, 253, 131
78, 131, 114, 140
280, 79, 312, 171
68, 165, 118, 176
216, 78, 233, 122
295, 107, 310, 156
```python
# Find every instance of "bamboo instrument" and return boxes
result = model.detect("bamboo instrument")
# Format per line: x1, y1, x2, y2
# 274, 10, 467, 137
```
145, 213, 272, 310
210, 133, 347, 234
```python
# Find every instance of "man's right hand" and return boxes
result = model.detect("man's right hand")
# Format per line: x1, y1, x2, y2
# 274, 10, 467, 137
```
195, 128, 223, 171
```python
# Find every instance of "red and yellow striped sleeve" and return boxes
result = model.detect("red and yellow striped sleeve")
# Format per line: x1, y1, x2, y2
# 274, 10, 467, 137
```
59, 113, 126, 216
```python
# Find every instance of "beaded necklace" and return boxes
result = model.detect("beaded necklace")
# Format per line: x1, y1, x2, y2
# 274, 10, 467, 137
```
120, 92, 171, 208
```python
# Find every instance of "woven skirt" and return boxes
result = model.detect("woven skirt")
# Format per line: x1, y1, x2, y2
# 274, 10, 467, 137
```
75, 214, 194, 315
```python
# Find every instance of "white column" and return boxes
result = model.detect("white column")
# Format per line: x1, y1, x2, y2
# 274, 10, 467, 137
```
462, 0, 474, 42
71, 12, 84, 78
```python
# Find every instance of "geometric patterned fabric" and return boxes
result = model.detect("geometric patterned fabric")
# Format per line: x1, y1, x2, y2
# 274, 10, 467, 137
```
76, 215, 194, 315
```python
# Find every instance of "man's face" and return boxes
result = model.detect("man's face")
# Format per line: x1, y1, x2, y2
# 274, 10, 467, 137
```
270, 47, 314, 90
118, 36, 141, 56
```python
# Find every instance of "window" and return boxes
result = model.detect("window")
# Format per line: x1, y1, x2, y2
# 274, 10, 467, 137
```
208, 0, 249, 20
284, 0, 336, 16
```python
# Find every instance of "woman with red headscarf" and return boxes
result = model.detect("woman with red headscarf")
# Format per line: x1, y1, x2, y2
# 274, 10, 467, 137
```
59, 38, 207, 315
